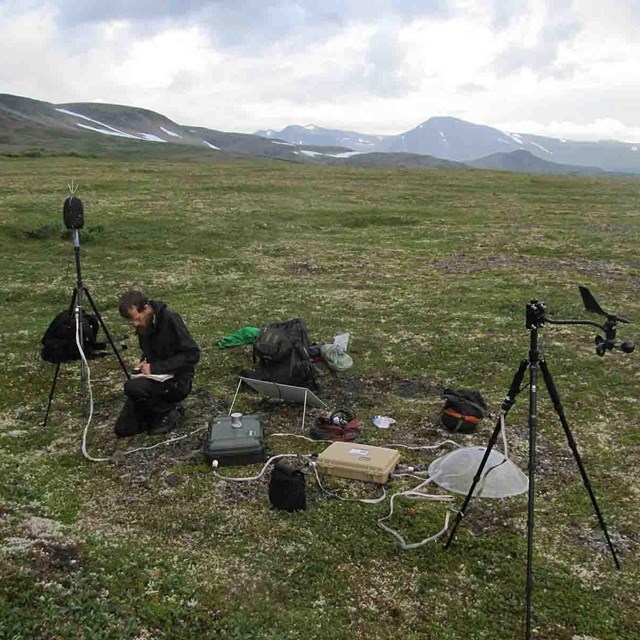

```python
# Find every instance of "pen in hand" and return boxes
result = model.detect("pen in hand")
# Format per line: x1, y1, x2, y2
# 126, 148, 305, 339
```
133, 358, 149, 375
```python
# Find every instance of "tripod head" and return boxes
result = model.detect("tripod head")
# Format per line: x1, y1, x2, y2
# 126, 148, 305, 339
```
527, 287, 635, 356
525, 300, 547, 329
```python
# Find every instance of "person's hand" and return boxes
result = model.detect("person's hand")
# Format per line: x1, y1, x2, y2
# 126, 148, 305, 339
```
139, 361, 151, 375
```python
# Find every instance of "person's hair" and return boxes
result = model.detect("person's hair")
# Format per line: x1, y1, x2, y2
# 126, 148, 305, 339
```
118, 289, 150, 318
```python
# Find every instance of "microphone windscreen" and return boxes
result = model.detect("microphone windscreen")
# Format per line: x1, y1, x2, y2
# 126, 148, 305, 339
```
63, 196, 84, 230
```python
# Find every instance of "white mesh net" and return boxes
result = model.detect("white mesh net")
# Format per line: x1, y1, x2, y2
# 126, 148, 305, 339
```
428, 445, 528, 499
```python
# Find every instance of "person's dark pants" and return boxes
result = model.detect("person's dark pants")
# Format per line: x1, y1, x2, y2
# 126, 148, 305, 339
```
114, 378, 190, 438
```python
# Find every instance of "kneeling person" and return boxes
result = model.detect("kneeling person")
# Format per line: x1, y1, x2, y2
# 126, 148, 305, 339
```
115, 289, 200, 437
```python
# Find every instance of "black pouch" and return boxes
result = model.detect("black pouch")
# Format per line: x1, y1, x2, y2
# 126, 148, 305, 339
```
268, 461, 306, 512
41, 309, 103, 363
441, 387, 488, 434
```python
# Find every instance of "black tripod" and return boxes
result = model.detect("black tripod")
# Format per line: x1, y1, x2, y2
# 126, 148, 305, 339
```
444, 291, 633, 640
43, 196, 129, 426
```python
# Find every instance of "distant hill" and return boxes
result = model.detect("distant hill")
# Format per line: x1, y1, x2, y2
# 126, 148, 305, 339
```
0, 93, 351, 162
468, 149, 607, 176
3, 92, 640, 176
256, 124, 392, 153
324, 151, 465, 170
257, 117, 640, 174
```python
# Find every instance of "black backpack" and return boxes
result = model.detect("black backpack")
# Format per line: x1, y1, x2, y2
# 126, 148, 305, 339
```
268, 461, 306, 512
248, 318, 316, 389
41, 309, 103, 364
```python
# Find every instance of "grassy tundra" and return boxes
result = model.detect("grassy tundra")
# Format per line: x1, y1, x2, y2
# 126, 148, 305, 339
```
0, 156, 639, 639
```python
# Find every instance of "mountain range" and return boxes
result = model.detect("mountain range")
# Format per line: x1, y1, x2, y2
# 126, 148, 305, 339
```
257, 118, 640, 174
1, 93, 637, 176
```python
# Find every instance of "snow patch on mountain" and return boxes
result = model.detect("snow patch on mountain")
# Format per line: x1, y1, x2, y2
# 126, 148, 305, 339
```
57, 108, 139, 138
56, 107, 167, 142
75, 123, 139, 139
203, 140, 219, 149
328, 151, 363, 158
160, 126, 182, 138
528, 141, 552, 154
500, 131, 524, 145
137, 132, 166, 143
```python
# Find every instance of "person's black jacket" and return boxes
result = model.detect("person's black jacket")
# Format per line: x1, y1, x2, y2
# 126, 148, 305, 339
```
138, 301, 200, 385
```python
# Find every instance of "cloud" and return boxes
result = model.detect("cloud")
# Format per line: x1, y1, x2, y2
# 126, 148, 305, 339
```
491, 10, 582, 76
42, 0, 451, 51
2, 0, 640, 140
0, 5, 69, 98
489, 0, 530, 29
457, 83, 486, 94
351, 25, 416, 97
51, 0, 449, 24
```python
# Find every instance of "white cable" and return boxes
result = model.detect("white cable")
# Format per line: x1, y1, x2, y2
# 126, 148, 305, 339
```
210, 454, 304, 482
270, 432, 324, 443
118, 425, 208, 455
377, 477, 453, 550
500, 412, 509, 459
386, 439, 460, 451
75, 311, 205, 462
269, 435, 459, 449
310, 462, 387, 504
209, 446, 388, 503
393, 472, 431, 481
74, 306, 107, 463
209, 440, 454, 550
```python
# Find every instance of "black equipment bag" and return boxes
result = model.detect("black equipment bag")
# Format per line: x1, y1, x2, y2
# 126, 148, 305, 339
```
41, 309, 103, 364
246, 318, 316, 389
268, 461, 306, 512
440, 387, 488, 434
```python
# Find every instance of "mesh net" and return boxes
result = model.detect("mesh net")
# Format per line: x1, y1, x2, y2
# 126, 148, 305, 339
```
428, 445, 528, 499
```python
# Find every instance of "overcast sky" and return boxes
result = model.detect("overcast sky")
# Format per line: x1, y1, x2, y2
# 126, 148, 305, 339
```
2, 0, 640, 141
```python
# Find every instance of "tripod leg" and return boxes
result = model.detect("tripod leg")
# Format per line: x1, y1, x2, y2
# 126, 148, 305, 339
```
43, 363, 61, 427
43, 289, 78, 427
525, 348, 539, 640
84, 287, 130, 378
539, 359, 621, 569
444, 358, 529, 549
67, 287, 78, 314
74, 288, 88, 425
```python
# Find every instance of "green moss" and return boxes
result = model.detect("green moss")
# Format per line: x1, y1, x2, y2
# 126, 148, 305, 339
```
0, 157, 639, 639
